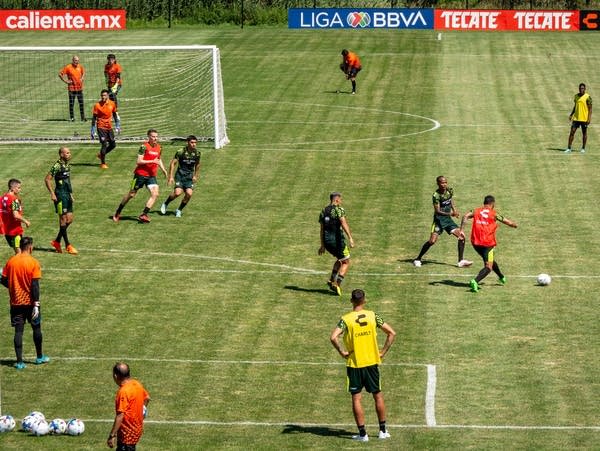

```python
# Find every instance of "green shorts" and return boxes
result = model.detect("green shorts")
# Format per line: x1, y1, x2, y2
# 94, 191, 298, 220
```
130, 174, 158, 191
324, 240, 350, 261
175, 174, 195, 190
432, 215, 458, 235
5, 234, 22, 249
346, 365, 381, 395
54, 192, 73, 214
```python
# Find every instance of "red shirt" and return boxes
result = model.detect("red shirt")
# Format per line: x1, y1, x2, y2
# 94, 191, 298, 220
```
470, 206, 498, 247
135, 142, 162, 177
0, 192, 23, 236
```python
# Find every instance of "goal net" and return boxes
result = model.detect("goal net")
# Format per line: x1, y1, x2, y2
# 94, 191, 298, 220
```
0, 45, 229, 149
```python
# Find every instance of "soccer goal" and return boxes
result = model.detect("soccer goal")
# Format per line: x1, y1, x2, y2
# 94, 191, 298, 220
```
0, 45, 229, 149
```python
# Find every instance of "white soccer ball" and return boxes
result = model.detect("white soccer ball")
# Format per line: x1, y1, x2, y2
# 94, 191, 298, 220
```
66, 418, 85, 436
49, 418, 67, 435
537, 273, 551, 286
32, 419, 50, 436
0, 414, 16, 432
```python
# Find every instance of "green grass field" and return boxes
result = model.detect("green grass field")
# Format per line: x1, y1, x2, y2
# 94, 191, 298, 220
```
0, 26, 598, 449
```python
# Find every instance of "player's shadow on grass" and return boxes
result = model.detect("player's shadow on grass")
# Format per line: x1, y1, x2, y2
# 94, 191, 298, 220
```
106, 215, 142, 223
34, 246, 62, 254
429, 279, 471, 288
398, 258, 455, 267
70, 162, 102, 167
284, 285, 332, 295
281, 424, 353, 438
324, 89, 351, 95
0, 359, 17, 367
549, 147, 569, 152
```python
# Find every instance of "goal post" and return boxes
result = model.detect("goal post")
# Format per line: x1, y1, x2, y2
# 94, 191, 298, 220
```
0, 45, 229, 149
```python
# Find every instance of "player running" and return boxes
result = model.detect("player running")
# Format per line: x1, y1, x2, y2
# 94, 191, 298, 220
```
413, 176, 472, 268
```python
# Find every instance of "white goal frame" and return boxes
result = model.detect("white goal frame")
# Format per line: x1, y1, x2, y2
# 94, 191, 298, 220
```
0, 45, 229, 149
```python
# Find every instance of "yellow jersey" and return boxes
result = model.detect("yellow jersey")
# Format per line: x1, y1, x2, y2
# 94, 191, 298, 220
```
339, 309, 383, 368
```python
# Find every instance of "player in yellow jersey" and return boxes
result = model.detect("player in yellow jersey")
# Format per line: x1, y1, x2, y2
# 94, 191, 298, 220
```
565, 83, 592, 153
330, 289, 396, 442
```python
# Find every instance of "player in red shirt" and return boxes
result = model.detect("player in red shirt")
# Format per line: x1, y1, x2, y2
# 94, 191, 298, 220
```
340, 49, 362, 95
58, 55, 86, 122
91, 89, 120, 169
104, 54, 123, 106
1, 179, 31, 254
112, 129, 167, 223
460, 195, 518, 293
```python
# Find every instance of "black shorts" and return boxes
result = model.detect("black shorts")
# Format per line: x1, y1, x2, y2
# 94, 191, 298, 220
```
571, 121, 588, 131
5, 234, 22, 249
98, 128, 115, 143
473, 244, 495, 264
324, 240, 350, 261
130, 174, 158, 192
346, 365, 381, 395
54, 191, 73, 214
10, 305, 41, 327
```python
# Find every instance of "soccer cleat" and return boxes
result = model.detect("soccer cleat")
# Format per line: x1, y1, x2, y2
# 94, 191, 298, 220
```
499, 276, 507, 285
352, 434, 369, 442
175, 209, 182, 218
563, 148, 572, 153
100, 163, 109, 169
50, 240, 62, 254
138, 213, 151, 223
469, 279, 479, 293
35, 355, 50, 365
413, 259, 422, 267
160, 203, 167, 215
66, 244, 78, 255
69, 118, 75, 122
351, 91, 356, 95
580, 148, 586, 153
14, 362, 26, 370
378, 431, 391, 439
112, 214, 120, 223
334, 283, 342, 297
327, 280, 337, 293
458, 259, 473, 268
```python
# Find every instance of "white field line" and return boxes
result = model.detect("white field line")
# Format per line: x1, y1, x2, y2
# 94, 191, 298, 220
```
426, 364, 437, 427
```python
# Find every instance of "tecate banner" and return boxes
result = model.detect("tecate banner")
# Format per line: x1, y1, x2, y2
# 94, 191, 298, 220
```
0, 10, 126, 31
288, 8, 434, 29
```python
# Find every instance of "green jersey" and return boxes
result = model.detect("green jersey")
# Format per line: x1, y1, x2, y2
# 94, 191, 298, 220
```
173, 146, 201, 179
432, 187, 453, 217
49, 159, 72, 194
319, 204, 346, 244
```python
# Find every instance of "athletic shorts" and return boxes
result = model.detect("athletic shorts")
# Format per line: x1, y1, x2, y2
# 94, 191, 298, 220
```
54, 191, 73, 214
432, 215, 458, 235
346, 365, 381, 395
175, 174, 195, 190
571, 121, 588, 131
130, 174, 158, 191
473, 244, 495, 264
116, 442, 136, 451
10, 305, 41, 327
324, 240, 350, 261
98, 127, 115, 144
5, 234, 22, 249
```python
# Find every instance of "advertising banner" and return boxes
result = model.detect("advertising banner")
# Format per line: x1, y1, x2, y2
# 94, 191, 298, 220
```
0, 10, 126, 31
579, 10, 600, 30
288, 8, 433, 29
434, 10, 579, 31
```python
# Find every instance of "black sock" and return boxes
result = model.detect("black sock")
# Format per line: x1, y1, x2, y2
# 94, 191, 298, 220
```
379, 421, 387, 433
337, 275, 344, 286
61, 225, 70, 247
351, 80, 356, 92
142, 207, 150, 215
458, 239, 465, 261
14, 324, 24, 362
417, 241, 432, 260
55, 228, 64, 243
33, 324, 43, 357
164, 196, 173, 206
178, 200, 188, 211
475, 267, 491, 283
492, 262, 504, 278
115, 203, 125, 215
358, 425, 366, 437
330, 270, 338, 282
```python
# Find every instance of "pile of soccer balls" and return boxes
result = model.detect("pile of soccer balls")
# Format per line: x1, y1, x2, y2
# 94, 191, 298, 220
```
0, 411, 84, 436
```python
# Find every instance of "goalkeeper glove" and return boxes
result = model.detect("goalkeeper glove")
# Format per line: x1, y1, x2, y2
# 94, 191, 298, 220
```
90, 125, 97, 139
111, 83, 119, 94
115, 119, 121, 135
32, 305, 39, 321
143, 405, 148, 418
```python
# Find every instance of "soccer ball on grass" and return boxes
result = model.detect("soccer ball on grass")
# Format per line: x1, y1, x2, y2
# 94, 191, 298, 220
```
0, 414, 16, 432
537, 273, 552, 286
66, 418, 85, 435
49, 418, 68, 434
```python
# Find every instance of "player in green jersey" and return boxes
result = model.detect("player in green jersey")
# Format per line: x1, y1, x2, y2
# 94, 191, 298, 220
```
413, 176, 471, 268
160, 135, 201, 218
45, 147, 77, 255
319, 192, 354, 296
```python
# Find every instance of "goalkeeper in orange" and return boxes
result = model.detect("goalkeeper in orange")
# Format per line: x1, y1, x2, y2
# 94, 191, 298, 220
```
340, 49, 362, 95
104, 53, 123, 106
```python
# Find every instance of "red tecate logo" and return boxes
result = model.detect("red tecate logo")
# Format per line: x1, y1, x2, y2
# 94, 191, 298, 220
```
0, 10, 126, 31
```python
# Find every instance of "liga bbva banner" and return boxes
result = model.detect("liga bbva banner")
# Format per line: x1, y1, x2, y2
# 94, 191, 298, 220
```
289, 8, 600, 31
0, 10, 126, 30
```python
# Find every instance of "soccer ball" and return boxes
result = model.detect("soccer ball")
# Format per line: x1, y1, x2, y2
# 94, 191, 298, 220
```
537, 273, 552, 286
66, 418, 85, 436
32, 419, 50, 436
49, 418, 67, 435
0, 414, 16, 432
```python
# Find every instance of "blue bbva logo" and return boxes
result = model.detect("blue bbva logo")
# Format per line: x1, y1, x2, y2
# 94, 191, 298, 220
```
288, 8, 433, 29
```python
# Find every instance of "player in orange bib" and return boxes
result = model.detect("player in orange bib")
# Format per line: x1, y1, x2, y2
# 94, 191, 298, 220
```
107, 362, 150, 450
460, 195, 518, 293
340, 49, 362, 95
91, 89, 120, 169
58, 55, 86, 122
